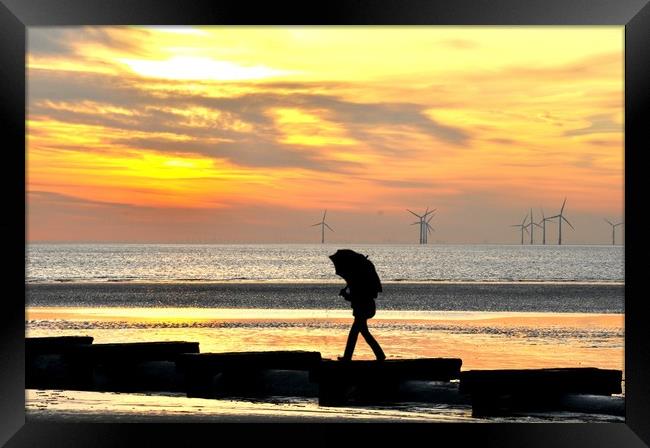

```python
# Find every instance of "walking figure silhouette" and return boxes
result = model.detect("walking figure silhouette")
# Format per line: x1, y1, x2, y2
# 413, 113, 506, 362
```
329, 249, 386, 361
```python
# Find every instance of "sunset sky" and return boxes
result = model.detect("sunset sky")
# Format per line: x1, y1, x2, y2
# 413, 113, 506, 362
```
27, 27, 624, 244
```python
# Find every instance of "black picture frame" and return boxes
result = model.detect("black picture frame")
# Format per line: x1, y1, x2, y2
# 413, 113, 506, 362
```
2, 0, 648, 446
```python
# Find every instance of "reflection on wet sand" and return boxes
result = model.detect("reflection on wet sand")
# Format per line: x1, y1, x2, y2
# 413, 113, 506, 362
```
27, 307, 624, 372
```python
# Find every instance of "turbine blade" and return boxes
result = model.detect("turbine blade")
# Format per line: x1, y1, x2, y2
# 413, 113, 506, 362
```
325, 223, 334, 232
407, 209, 420, 218
311, 223, 321, 227
604, 218, 613, 226
616, 222, 624, 227
563, 216, 575, 230
323, 209, 327, 220
427, 216, 434, 223
541, 208, 545, 219
561, 197, 567, 214
411, 222, 420, 225
523, 227, 529, 234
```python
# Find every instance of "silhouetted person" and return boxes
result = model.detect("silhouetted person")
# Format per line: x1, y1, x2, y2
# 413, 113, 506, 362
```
338, 284, 386, 361
329, 249, 386, 362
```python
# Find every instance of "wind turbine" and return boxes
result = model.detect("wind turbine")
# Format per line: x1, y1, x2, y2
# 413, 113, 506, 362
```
510, 212, 529, 245
424, 214, 435, 244
311, 209, 333, 244
407, 208, 427, 244
524, 208, 542, 244
407, 208, 435, 244
604, 219, 624, 246
548, 198, 574, 245
537, 208, 555, 245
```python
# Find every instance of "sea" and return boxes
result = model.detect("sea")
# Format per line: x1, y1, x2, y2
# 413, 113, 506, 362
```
25, 243, 625, 423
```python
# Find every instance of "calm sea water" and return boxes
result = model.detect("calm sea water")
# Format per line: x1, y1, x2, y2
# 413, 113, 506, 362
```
26, 243, 624, 283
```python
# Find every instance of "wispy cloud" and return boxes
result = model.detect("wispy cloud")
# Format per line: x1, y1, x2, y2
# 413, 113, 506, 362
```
564, 114, 622, 137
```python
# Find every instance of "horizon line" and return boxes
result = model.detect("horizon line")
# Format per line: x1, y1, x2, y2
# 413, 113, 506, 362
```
25, 241, 625, 246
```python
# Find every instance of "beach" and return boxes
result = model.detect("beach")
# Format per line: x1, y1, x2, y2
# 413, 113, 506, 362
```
26, 282, 624, 423
25, 245, 625, 423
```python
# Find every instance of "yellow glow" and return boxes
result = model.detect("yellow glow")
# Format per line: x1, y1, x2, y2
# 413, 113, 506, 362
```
118, 56, 293, 81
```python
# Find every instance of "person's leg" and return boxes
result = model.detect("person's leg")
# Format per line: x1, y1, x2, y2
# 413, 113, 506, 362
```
358, 318, 386, 361
341, 319, 361, 360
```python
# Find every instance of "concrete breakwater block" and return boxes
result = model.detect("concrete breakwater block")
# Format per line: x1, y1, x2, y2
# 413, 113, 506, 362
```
26, 336, 94, 353
26, 336, 95, 389
177, 351, 322, 398
76, 341, 200, 362
459, 368, 623, 417
396, 380, 470, 405
313, 358, 462, 406
27, 339, 201, 392
81, 342, 200, 392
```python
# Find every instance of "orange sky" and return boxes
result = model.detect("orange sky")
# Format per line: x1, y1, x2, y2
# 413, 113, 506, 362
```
27, 26, 624, 244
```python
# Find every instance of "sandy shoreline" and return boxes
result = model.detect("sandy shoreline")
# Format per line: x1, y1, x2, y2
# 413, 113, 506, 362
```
25, 389, 624, 423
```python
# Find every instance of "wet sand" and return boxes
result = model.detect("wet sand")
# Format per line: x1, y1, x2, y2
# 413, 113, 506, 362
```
26, 281, 624, 313
26, 388, 624, 424
27, 307, 624, 372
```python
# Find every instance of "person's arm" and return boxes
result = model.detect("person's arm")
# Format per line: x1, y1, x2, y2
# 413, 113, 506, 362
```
339, 286, 351, 301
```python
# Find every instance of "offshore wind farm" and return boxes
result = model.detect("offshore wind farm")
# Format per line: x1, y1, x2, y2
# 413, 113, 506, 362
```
306, 201, 622, 246
508, 198, 582, 246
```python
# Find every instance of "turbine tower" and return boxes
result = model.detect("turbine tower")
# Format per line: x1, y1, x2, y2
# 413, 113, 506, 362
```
604, 219, 624, 246
311, 209, 333, 244
424, 215, 435, 244
538, 208, 556, 245
524, 208, 542, 244
510, 212, 529, 245
407, 208, 435, 244
549, 198, 574, 245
